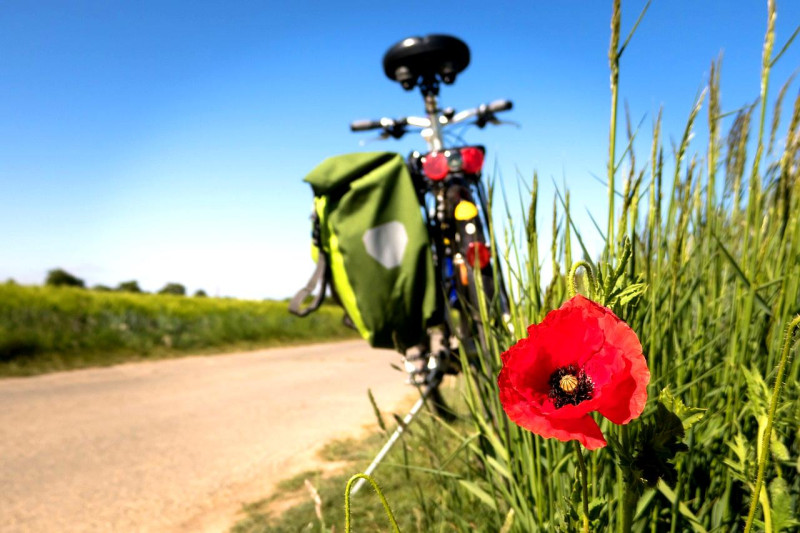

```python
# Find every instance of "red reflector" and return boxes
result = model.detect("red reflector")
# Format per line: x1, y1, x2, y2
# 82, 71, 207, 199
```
460, 147, 484, 174
422, 151, 448, 181
466, 242, 491, 269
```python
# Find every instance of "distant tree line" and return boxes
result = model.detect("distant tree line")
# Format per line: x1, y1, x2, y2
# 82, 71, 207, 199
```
44, 268, 207, 297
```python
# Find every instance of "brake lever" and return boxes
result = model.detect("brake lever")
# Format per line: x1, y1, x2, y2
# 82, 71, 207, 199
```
475, 111, 497, 129
489, 118, 521, 128
385, 124, 407, 139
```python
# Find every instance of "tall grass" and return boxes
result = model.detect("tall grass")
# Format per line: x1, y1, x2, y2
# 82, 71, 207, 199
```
365, 1, 800, 531
0, 283, 357, 376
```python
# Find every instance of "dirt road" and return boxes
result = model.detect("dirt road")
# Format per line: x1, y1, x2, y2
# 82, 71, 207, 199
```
0, 341, 412, 532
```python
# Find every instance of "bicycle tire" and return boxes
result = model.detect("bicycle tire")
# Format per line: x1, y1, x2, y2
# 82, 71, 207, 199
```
447, 179, 506, 360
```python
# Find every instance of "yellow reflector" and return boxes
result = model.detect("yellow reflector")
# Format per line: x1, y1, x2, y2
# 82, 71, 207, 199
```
454, 201, 478, 221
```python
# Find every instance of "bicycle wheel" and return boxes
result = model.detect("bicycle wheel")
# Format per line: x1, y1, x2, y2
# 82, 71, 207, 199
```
446, 179, 507, 360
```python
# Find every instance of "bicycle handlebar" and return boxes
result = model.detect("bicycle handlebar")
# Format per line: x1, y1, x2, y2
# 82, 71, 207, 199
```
487, 99, 513, 113
350, 119, 383, 132
350, 99, 513, 136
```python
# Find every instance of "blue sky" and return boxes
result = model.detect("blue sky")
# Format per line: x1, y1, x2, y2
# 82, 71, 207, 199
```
2, 1, 799, 299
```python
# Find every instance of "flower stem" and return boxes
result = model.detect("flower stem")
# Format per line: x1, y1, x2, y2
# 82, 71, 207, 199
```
618, 425, 636, 533
620, 482, 638, 533
574, 441, 590, 533
743, 315, 800, 533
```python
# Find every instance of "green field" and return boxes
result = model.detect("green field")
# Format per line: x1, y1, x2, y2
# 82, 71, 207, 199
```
0, 283, 358, 376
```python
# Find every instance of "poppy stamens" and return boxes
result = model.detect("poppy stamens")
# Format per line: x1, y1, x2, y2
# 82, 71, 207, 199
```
548, 365, 593, 408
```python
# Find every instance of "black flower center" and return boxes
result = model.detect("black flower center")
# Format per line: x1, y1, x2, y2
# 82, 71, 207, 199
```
548, 365, 594, 408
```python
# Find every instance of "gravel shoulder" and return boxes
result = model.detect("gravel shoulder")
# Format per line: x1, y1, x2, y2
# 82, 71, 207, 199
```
0, 340, 412, 533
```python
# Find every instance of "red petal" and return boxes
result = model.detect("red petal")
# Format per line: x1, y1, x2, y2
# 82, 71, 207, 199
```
547, 414, 607, 450
561, 294, 621, 323
581, 343, 626, 392
501, 335, 557, 400
533, 303, 605, 369
592, 310, 649, 424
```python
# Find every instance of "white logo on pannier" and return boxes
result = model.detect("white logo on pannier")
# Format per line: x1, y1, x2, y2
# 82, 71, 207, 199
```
362, 221, 408, 269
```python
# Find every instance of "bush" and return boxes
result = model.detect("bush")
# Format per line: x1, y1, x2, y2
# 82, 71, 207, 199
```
158, 283, 186, 296
116, 280, 142, 293
194, 289, 208, 297
45, 268, 85, 288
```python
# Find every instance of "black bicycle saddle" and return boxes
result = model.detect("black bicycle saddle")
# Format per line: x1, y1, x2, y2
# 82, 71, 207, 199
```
382, 34, 470, 91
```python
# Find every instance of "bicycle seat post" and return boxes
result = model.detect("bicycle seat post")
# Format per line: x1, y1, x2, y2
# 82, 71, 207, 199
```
420, 77, 444, 152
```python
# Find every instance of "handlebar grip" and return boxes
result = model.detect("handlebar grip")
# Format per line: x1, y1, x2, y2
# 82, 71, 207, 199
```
487, 99, 513, 113
350, 119, 383, 132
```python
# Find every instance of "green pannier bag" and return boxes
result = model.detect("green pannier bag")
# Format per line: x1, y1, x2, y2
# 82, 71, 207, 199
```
289, 151, 437, 352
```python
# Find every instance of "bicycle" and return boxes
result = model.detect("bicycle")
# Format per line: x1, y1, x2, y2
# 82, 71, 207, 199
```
349, 34, 514, 417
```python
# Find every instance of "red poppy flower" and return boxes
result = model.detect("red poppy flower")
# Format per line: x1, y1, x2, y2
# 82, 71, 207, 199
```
498, 295, 649, 449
